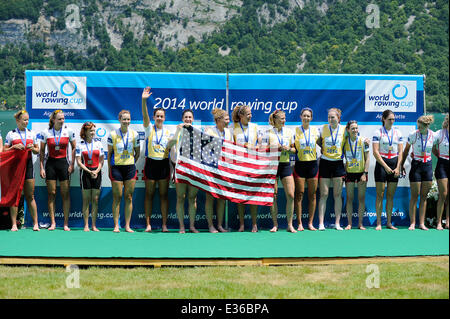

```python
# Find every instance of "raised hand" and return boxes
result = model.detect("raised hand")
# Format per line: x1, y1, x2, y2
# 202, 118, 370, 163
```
142, 86, 152, 100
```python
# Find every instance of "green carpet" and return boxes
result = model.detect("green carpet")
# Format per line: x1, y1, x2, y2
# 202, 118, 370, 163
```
0, 228, 448, 259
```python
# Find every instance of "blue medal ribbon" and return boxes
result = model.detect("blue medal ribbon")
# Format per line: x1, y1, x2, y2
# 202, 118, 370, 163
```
85, 140, 94, 161
119, 129, 129, 153
216, 127, 225, 140
383, 127, 394, 149
274, 128, 284, 146
154, 126, 163, 146
420, 130, 428, 154
239, 122, 249, 143
17, 128, 27, 146
53, 128, 62, 147
329, 125, 339, 146
349, 136, 358, 160
301, 126, 310, 148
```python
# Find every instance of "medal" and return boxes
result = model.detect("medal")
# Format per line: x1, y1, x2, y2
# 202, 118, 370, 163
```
239, 122, 249, 143
154, 126, 163, 149
329, 125, 339, 146
87, 160, 93, 165
384, 127, 394, 153
86, 140, 94, 165
349, 136, 358, 161
420, 130, 428, 162
274, 128, 284, 146
53, 127, 62, 151
216, 127, 225, 140
17, 128, 27, 146
119, 128, 129, 154
301, 126, 310, 149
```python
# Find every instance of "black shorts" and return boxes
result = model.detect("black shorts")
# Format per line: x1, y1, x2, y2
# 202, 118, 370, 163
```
435, 158, 449, 180
80, 167, 102, 190
45, 157, 70, 181
374, 157, 399, 183
277, 162, 293, 179
294, 160, 319, 179
110, 164, 137, 182
319, 158, 346, 178
25, 156, 34, 180
345, 172, 368, 183
409, 160, 433, 182
144, 157, 170, 180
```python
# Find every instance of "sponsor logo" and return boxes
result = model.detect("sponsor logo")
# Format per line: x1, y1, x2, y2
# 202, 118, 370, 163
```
32, 76, 87, 109
365, 80, 416, 112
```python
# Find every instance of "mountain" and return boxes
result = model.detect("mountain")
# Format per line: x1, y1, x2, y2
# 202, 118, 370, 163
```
0, 0, 448, 113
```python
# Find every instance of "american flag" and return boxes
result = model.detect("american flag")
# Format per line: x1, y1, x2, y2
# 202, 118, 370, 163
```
175, 126, 280, 206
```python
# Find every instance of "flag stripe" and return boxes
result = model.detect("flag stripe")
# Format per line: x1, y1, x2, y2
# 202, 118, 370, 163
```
176, 161, 275, 192
221, 146, 280, 164
176, 169, 275, 197
175, 174, 275, 204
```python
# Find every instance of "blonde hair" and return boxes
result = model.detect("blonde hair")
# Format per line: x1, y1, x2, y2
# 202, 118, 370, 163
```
48, 110, 63, 129
328, 108, 342, 122
14, 110, 28, 120
211, 108, 227, 123
231, 104, 250, 123
269, 109, 285, 126
118, 110, 131, 120
442, 114, 449, 130
417, 115, 434, 126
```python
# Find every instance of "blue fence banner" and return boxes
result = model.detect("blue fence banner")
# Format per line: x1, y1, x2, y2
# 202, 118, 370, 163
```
25, 71, 424, 229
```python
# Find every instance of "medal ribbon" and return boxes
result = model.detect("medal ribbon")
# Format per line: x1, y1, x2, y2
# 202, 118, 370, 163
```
17, 128, 27, 146
239, 122, 249, 143
120, 129, 129, 152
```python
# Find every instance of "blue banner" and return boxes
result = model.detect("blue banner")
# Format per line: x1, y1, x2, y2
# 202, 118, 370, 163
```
24, 71, 424, 230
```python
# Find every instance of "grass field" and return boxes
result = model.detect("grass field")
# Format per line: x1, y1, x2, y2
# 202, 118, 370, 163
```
0, 258, 448, 299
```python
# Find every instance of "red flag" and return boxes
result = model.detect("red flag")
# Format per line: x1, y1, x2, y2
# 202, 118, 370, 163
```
0, 149, 28, 207
175, 126, 280, 206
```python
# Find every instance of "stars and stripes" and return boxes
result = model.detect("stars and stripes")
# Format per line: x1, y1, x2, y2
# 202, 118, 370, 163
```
175, 126, 280, 206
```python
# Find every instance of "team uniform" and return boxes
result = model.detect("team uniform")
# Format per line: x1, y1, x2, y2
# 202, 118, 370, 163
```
266, 127, 295, 178
407, 129, 435, 182
433, 129, 449, 180
294, 126, 320, 179
372, 126, 403, 183
343, 136, 370, 183
144, 124, 172, 180
319, 124, 346, 178
41, 126, 75, 181
5, 128, 38, 180
107, 128, 140, 181
76, 139, 104, 190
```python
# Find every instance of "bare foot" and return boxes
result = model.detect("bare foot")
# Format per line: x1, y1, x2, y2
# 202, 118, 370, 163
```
387, 224, 398, 230
408, 224, 415, 230
345, 225, 352, 230
190, 227, 199, 233
92, 226, 99, 232
162, 225, 169, 232
297, 224, 304, 231
270, 226, 278, 232
49, 224, 56, 231
64, 226, 71, 231
125, 227, 134, 233
144, 225, 152, 233
218, 226, 228, 233
251, 225, 258, 233
11, 225, 18, 232
113, 227, 120, 233
375, 225, 382, 231
179, 228, 186, 234
358, 225, 366, 230
419, 224, 428, 231
436, 224, 443, 230
238, 225, 245, 232
308, 224, 316, 231
33, 224, 40, 231
209, 226, 218, 233
287, 225, 297, 233
84, 226, 90, 232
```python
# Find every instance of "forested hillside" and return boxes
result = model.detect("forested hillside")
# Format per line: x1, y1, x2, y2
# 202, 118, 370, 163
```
0, 0, 448, 112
